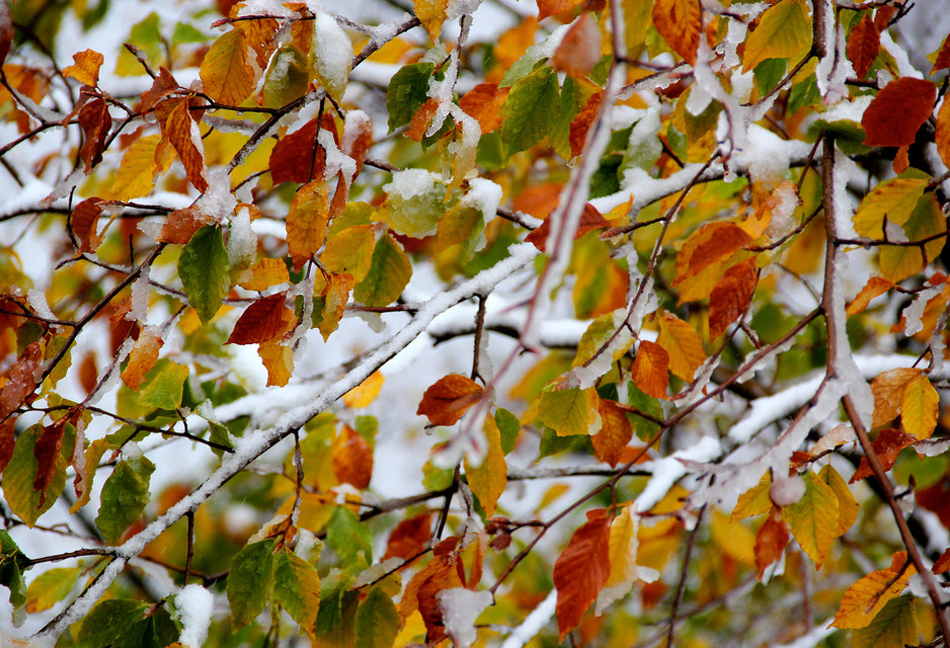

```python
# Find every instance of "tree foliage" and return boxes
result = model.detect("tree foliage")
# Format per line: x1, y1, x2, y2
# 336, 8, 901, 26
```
2, 0, 950, 646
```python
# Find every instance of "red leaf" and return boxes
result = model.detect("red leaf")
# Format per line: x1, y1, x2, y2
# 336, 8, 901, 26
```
933, 548, 950, 574
269, 117, 324, 184
342, 112, 373, 178
708, 257, 758, 339
331, 424, 374, 490
0, 418, 14, 473
512, 183, 563, 220
140, 67, 180, 113
71, 197, 105, 253
846, 14, 880, 80
416, 374, 485, 426
933, 33, 950, 75
554, 509, 611, 639
862, 77, 936, 147
591, 399, 633, 467
0, 341, 43, 422
383, 512, 433, 561
525, 203, 609, 251
226, 292, 295, 345
33, 417, 68, 503
407, 97, 440, 142
78, 97, 112, 172
916, 474, 950, 529
849, 428, 917, 484
537, 0, 585, 22
755, 509, 790, 580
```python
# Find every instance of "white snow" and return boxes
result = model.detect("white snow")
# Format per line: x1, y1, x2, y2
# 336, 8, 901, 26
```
313, 12, 353, 98
172, 585, 214, 648
634, 435, 720, 513
736, 125, 790, 188
437, 589, 493, 648
227, 205, 256, 271
461, 177, 502, 222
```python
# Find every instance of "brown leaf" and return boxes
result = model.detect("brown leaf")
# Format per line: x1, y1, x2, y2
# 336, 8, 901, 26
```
383, 512, 433, 561
33, 416, 68, 503
554, 509, 611, 639
846, 14, 880, 80
416, 374, 485, 426
140, 67, 180, 113
78, 352, 98, 396
121, 328, 164, 391
459, 83, 509, 134
0, 418, 15, 473
631, 340, 670, 400
63, 49, 104, 87
70, 197, 105, 253
933, 547, 950, 574
870, 367, 920, 427
78, 97, 112, 172
551, 13, 602, 78
850, 428, 917, 484
652, 0, 701, 65
525, 203, 609, 251
862, 77, 936, 147
708, 257, 758, 339
933, 33, 950, 75
0, 341, 43, 422
331, 424, 374, 490
400, 536, 463, 641
591, 399, 633, 467
226, 292, 295, 345
569, 91, 603, 158
537, 0, 585, 21
156, 206, 215, 244
755, 509, 790, 580
269, 117, 324, 185
157, 97, 209, 192
287, 180, 330, 271
873, 5, 897, 31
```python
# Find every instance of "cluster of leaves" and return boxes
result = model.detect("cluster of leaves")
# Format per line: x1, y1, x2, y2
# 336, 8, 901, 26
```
3, 0, 950, 646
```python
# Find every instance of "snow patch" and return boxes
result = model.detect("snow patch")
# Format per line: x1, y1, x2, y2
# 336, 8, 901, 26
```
437, 588, 493, 648
172, 584, 214, 648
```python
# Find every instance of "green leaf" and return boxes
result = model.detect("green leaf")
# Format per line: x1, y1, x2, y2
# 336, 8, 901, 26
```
353, 233, 412, 307
538, 387, 599, 436
138, 359, 190, 410
851, 596, 919, 648
627, 383, 662, 441
273, 547, 321, 635
495, 407, 520, 455
0, 531, 28, 613
2, 425, 67, 528
76, 599, 149, 648
501, 66, 560, 157
550, 75, 595, 160
25, 566, 81, 613
354, 587, 400, 648
95, 454, 155, 544
263, 44, 310, 108
387, 62, 436, 131
227, 538, 277, 627
178, 225, 231, 324
325, 506, 373, 569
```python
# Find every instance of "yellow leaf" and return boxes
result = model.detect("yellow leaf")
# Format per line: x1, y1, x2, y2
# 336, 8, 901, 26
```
832, 552, 916, 629
238, 257, 291, 292
818, 464, 859, 537
743, 0, 812, 72
107, 134, 162, 201
852, 176, 928, 238
871, 368, 921, 428
783, 471, 839, 568
287, 180, 329, 272
732, 472, 772, 522
656, 312, 706, 382
323, 224, 376, 283
710, 509, 756, 566
901, 373, 939, 439
415, 0, 448, 42
538, 387, 601, 436
258, 340, 294, 387
464, 415, 507, 517
63, 49, 104, 86
200, 28, 256, 105
595, 505, 657, 614
343, 371, 385, 408
937, 95, 950, 169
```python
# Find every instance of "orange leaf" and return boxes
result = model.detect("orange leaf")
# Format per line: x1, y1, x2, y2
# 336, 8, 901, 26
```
342, 112, 373, 178
226, 292, 295, 345
652, 0, 701, 65
407, 97, 440, 142
846, 14, 880, 80
551, 13, 602, 78
71, 197, 105, 253
287, 180, 330, 271
238, 257, 290, 291
140, 67, 179, 113
874, 5, 898, 31
893, 144, 910, 174
383, 512, 433, 561
846, 276, 894, 316
755, 510, 790, 580
569, 91, 603, 158
464, 415, 508, 517
257, 340, 294, 387
343, 370, 385, 408
832, 552, 916, 629
63, 49, 104, 86
200, 27, 256, 105
862, 77, 936, 147
459, 84, 509, 134
537, 0, 585, 21
316, 272, 355, 341
656, 312, 706, 382
525, 203, 609, 251
849, 428, 916, 484
933, 548, 950, 575
936, 95, 950, 170
416, 374, 485, 426
513, 183, 563, 220
332, 424, 374, 489
932, 32, 950, 75
0, 2, 11, 67
708, 257, 758, 339
675, 223, 753, 285
591, 399, 633, 467
631, 340, 670, 400
554, 509, 611, 639
270, 118, 323, 184
400, 536, 463, 641
156, 206, 215, 245
78, 97, 112, 172
121, 328, 164, 391
158, 98, 209, 192
870, 367, 921, 427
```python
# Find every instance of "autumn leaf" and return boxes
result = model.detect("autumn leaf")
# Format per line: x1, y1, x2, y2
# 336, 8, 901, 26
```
591, 399, 633, 467
754, 509, 790, 580
459, 84, 509, 134
0, 341, 43, 422
200, 28, 256, 105
353, 233, 412, 307
783, 471, 839, 568
464, 415, 507, 516
551, 14, 602, 78
158, 98, 209, 193
525, 203, 609, 252
156, 206, 215, 245
537, 0, 585, 21
238, 257, 291, 292
862, 77, 936, 147
270, 118, 323, 184
732, 473, 772, 522
109, 134, 163, 201
846, 276, 894, 316
674, 222, 753, 288
742, 0, 811, 72
383, 512, 433, 561
595, 505, 657, 614
631, 340, 670, 400
570, 91, 604, 158
407, 97, 440, 142
332, 424, 374, 489
501, 66, 560, 157
63, 49, 104, 87
901, 373, 938, 439
417, 374, 485, 426
227, 292, 295, 345
846, 14, 880, 80
819, 464, 859, 536
656, 312, 706, 382
343, 371, 385, 408
415, 0, 448, 41
652, 0, 701, 65
538, 386, 600, 436
870, 367, 921, 427
78, 97, 111, 172
121, 327, 164, 391
33, 417, 68, 503
708, 257, 758, 340
933, 32, 950, 75
554, 509, 611, 639
832, 551, 916, 629
287, 180, 330, 271
257, 340, 294, 387
851, 174, 928, 238
70, 198, 105, 253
